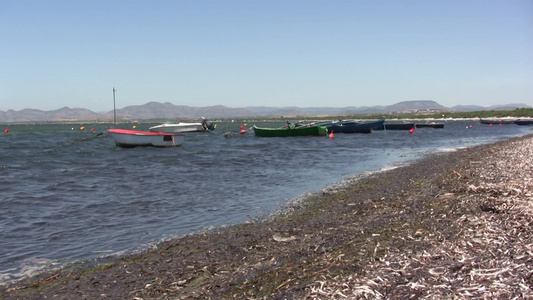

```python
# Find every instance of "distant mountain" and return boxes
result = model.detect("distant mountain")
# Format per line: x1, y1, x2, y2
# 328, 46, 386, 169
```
290, 101, 448, 115
449, 103, 530, 112
245, 106, 355, 117
449, 105, 486, 112
387, 100, 447, 111
0, 107, 101, 122
0, 101, 530, 122
105, 102, 254, 119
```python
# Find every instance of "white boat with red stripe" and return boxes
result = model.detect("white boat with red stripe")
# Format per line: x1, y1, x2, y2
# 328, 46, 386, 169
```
108, 129, 184, 148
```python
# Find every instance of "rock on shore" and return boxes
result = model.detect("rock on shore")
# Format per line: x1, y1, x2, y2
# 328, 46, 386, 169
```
2, 134, 532, 299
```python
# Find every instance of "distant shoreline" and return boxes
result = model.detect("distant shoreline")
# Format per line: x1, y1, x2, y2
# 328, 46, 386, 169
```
1, 116, 532, 126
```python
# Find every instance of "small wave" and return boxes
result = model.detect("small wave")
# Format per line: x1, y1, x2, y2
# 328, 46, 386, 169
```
0, 257, 58, 287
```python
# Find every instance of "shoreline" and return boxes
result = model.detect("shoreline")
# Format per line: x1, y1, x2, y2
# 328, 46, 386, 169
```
2, 134, 533, 299
1, 116, 532, 125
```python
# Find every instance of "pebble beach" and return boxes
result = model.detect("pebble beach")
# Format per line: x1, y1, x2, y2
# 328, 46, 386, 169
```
2, 134, 532, 299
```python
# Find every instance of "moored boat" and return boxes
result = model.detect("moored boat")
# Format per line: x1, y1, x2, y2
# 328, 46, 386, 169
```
515, 119, 533, 126
253, 124, 327, 137
108, 129, 184, 147
149, 118, 215, 133
480, 118, 516, 125
374, 122, 415, 130
415, 122, 444, 128
326, 119, 384, 133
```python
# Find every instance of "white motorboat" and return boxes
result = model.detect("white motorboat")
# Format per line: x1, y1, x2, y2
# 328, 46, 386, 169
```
108, 129, 184, 147
149, 118, 216, 133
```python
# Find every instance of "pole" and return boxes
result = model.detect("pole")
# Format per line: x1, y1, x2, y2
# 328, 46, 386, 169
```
113, 87, 116, 127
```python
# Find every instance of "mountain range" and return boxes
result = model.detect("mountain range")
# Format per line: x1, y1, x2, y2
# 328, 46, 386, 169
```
0, 100, 530, 123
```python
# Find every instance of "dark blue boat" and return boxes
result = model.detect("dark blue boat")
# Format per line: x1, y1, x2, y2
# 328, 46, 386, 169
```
374, 122, 415, 130
326, 119, 384, 134
415, 122, 444, 128
515, 119, 533, 125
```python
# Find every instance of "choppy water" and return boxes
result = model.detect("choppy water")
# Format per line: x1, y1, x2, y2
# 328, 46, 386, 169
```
0, 120, 530, 284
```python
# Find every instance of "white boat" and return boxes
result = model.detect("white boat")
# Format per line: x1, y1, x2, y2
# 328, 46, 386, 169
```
108, 129, 184, 147
149, 118, 216, 133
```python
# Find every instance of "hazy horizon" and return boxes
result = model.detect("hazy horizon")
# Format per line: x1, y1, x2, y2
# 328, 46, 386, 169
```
1, 100, 530, 114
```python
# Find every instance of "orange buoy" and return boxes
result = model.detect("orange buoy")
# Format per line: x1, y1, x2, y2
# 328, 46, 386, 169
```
329, 130, 334, 139
80, 126, 85, 131
239, 129, 247, 134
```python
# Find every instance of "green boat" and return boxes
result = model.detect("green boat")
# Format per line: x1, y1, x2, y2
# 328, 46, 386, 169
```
253, 124, 328, 137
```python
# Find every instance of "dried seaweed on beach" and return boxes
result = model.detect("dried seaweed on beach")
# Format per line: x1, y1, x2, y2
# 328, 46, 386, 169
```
305, 136, 533, 299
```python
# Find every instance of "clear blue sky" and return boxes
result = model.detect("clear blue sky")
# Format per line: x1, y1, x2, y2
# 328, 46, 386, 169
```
1, 0, 532, 112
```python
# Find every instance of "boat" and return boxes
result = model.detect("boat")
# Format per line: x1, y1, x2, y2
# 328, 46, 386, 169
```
326, 119, 384, 134
253, 124, 328, 137
149, 118, 216, 133
374, 122, 416, 130
479, 118, 516, 125
415, 122, 444, 128
108, 129, 184, 147
515, 119, 533, 125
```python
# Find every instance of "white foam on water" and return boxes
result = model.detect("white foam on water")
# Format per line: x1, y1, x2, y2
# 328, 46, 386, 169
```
0, 257, 58, 286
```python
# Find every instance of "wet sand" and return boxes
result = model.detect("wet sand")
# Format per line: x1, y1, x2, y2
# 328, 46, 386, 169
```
2, 134, 532, 299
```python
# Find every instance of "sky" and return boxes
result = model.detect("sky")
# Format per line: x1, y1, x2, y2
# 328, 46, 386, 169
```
1, 0, 532, 112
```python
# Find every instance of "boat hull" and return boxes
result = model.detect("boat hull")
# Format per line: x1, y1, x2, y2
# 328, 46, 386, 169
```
480, 118, 517, 125
415, 123, 444, 128
374, 122, 416, 130
515, 119, 533, 126
149, 118, 215, 133
149, 123, 206, 133
253, 125, 327, 137
327, 119, 384, 133
109, 129, 184, 147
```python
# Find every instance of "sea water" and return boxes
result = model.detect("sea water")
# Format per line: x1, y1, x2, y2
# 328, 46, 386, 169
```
0, 120, 530, 284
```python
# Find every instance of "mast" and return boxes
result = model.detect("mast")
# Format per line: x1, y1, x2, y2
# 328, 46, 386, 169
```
113, 87, 117, 127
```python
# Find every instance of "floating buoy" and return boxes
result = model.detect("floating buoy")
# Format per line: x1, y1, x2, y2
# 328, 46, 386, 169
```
489, 123, 493, 127
133, 125, 137, 129
91, 128, 95, 131
239, 124, 247, 134
329, 130, 334, 139
4, 128, 8, 133
80, 126, 85, 131
409, 128, 415, 133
